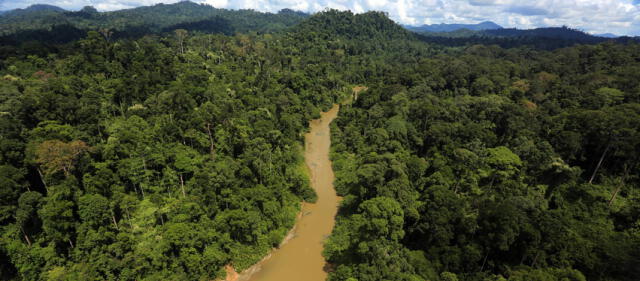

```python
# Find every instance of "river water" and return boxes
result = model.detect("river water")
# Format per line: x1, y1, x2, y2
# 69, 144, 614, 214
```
240, 104, 341, 281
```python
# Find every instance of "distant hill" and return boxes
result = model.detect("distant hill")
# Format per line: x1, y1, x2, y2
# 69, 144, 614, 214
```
295, 9, 410, 40
286, 9, 430, 59
406, 21, 502, 33
409, 24, 625, 44
412, 25, 640, 50
419, 26, 614, 42
484, 26, 600, 41
0, 1, 309, 44
22, 4, 65, 12
1, 2, 635, 52
0, 4, 65, 17
595, 33, 619, 38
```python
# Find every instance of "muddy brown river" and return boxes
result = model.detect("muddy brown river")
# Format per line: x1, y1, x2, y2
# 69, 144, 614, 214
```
236, 104, 340, 281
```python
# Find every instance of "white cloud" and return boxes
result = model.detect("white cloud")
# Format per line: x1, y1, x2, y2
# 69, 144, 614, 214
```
0, 0, 638, 35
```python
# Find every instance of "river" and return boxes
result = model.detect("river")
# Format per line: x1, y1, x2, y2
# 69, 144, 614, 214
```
235, 104, 341, 281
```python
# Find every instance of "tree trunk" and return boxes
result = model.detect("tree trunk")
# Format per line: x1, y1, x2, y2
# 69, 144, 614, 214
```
142, 158, 150, 190
68, 239, 74, 249
139, 183, 145, 199
480, 251, 489, 272
608, 182, 623, 207
205, 123, 215, 158
20, 227, 31, 246
180, 174, 186, 198
37, 168, 49, 193
608, 164, 631, 207
125, 208, 131, 227
589, 142, 611, 184
111, 214, 119, 230
489, 174, 496, 189
531, 251, 540, 267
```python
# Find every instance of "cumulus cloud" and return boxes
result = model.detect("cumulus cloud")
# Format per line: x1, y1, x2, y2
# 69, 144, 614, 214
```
469, 0, 498, 6
0, 0, 638, 35
505, 5, 549, 16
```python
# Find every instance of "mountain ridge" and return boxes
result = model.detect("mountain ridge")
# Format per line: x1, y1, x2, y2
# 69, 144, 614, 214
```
405, 21, 502, 33
1, 3, 631, 39
0, 4, 65, 16
0, 2, 636, 51
594, 33, 619, 38
413, 25, 639, 43
0, 1, 309, 42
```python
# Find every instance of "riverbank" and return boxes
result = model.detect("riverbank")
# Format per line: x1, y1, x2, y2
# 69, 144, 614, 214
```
224, 104, 341, 281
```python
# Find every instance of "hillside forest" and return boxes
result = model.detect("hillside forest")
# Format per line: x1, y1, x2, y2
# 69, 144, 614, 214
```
0, 2, 639, 281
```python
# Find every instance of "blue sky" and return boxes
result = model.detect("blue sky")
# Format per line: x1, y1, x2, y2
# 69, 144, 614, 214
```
1, 0, 639, 35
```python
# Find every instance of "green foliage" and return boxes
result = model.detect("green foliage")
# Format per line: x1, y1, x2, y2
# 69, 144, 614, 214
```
358, 197, 405, 241
0, 5, 639, 281
509, 267, 586, 281
326, 33, 640, 281
0, 10, 351, 278
0, 2, 309, 48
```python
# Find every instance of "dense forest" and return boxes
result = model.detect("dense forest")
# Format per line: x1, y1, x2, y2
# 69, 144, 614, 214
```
0, 2, 308, 35
326, 42, 640, 281
1, 2, 639, 281
411, 26, 640, 50
0, 2, 308, 50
